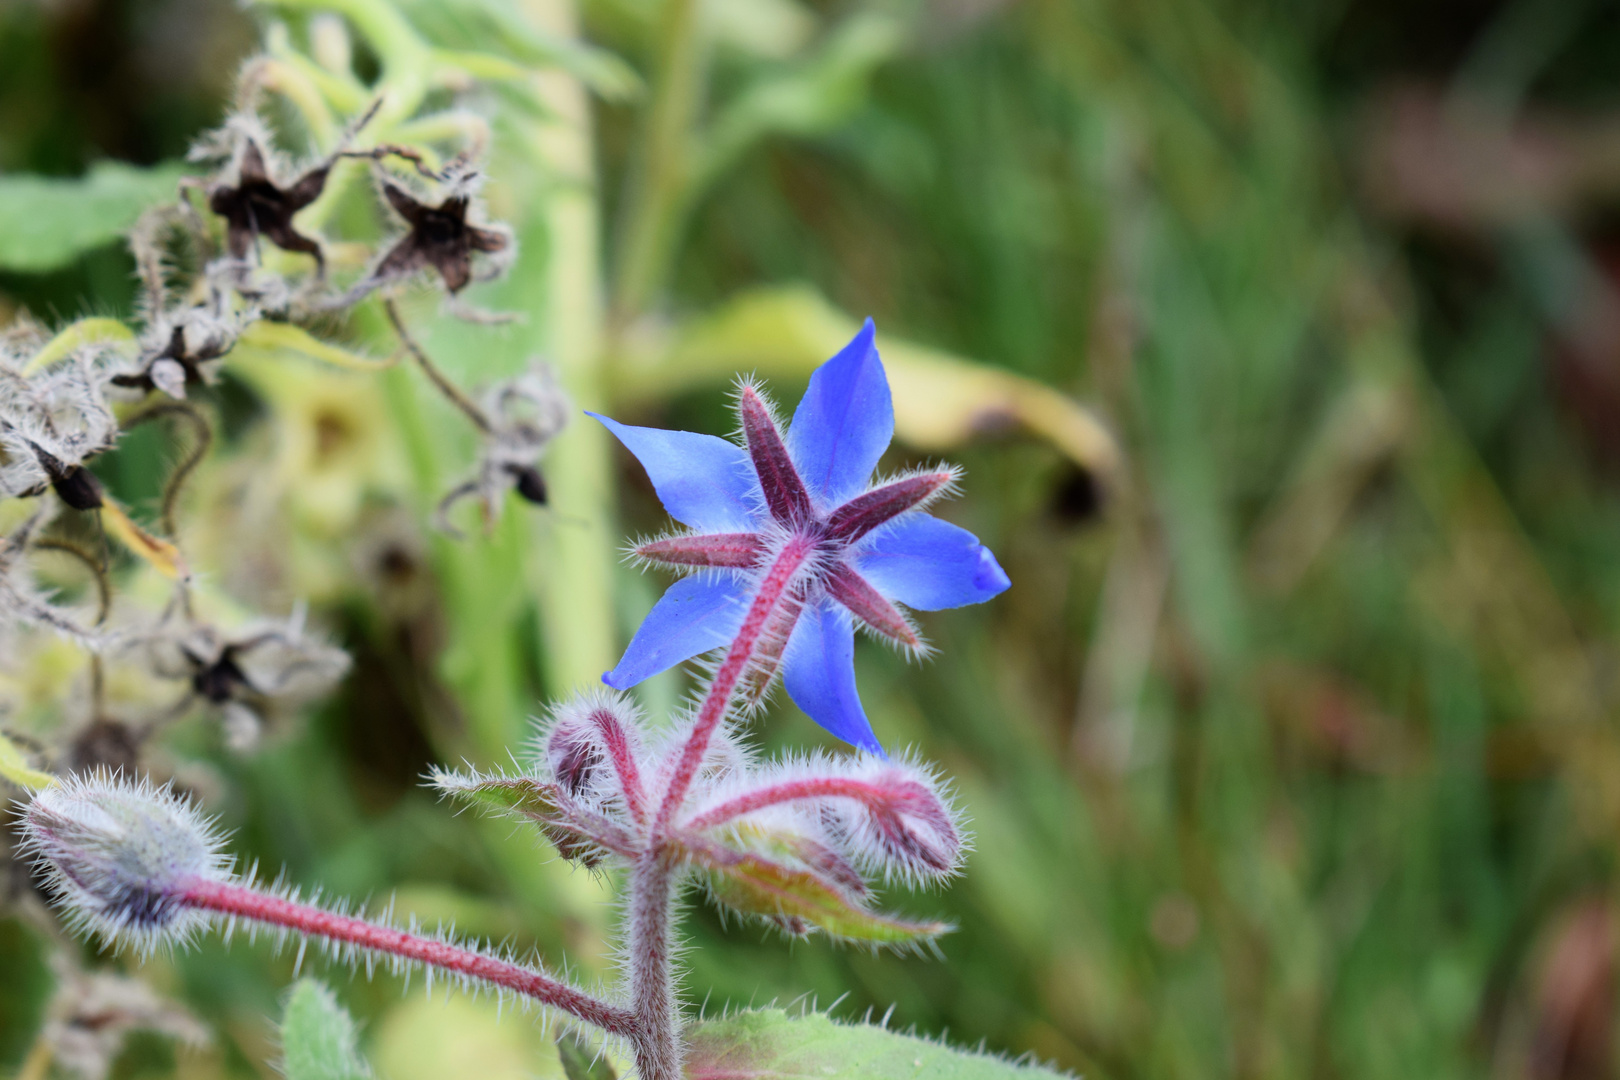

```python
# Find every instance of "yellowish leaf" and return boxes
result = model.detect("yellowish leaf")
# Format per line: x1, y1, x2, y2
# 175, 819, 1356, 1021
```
611, 286, 1121, 481
101, 499, 187, 580
690, 835, 949, 945
238, 321, 398, 372
0, 731, 54, 790
22, 318, 138, 375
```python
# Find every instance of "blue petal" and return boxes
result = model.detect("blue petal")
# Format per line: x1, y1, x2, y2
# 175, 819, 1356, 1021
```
855, 515, 1011, 611
786, 320, 894, 507
782, 602, 884, 755
603, 574, 749, 689
590, 413, 760, 532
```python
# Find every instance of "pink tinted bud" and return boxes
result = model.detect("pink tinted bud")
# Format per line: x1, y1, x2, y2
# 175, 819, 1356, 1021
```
835, 762, 965, 885
547, 721, 603, 798
21, 772, 230, 952
538, 691, 649, 821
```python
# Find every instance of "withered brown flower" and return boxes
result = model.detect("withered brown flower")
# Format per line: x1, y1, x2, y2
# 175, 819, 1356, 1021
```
207, 140, 331, 272
373, 178, 512, 295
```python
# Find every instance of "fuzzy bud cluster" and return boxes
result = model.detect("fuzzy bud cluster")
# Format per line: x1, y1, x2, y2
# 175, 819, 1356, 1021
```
21, 772, 230, 952
438, 689, 965, 945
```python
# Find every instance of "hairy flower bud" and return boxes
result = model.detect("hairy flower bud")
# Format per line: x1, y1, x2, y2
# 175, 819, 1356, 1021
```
538, 691, 648, 810
546, 721, 604, 799
21, 773, 230, 952
829, 760, 965, 886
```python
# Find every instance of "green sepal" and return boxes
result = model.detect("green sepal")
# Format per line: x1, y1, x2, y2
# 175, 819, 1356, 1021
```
558, 1026, 619, 1080
431, 768, 564, 822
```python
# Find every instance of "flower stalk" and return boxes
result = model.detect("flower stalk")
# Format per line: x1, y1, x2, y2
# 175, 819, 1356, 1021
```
179, 879, 633, 1034
655, 534, 818, 832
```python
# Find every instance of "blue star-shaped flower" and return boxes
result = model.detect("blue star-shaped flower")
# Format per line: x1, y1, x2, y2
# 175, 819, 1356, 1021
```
589, 321, 1010, 754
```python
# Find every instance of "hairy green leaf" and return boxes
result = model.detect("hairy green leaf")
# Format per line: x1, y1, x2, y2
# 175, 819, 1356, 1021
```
281, 980, 371, 1080
684, 1010, 1071, 1079
0, 161, 187, 272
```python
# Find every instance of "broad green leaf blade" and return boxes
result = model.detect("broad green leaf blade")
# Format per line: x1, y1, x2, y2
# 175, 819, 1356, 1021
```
691, 839, 947, 945
280, 980, 371, 1080
0, 161, 187, 273
684, 1010, 1071, 1079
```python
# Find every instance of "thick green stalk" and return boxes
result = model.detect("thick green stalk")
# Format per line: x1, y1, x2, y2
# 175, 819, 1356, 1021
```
524, 0, 620, 693
610, 0, 704, 326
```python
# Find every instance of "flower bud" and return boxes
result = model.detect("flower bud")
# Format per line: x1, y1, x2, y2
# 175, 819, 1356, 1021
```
21, 773, 229, 951
833, 761, 965, 886
546, 721, 604, 799
537, 691, 647, 805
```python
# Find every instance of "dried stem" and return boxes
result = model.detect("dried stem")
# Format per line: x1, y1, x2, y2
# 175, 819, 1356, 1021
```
179, 877, 633, 1034
30, 537, 111, 710
29, 539, 109, 626
383, 297, 492, 433
125, 400, 213, 540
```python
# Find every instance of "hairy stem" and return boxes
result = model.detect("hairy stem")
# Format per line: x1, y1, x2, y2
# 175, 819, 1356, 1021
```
684, 776, 899, 831
655, 536, 817, 832
626, 849, 682, 1080
627, 538, 817, 1075
181, 878, 633, 1033
589, 707, 647, 824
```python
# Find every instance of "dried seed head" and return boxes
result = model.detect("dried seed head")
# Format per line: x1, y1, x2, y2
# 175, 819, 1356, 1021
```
436, 364, 569, 534
21, 772, 230, 952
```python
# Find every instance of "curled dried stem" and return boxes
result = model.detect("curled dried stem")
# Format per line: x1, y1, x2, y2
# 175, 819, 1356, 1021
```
384, 297, 491, 433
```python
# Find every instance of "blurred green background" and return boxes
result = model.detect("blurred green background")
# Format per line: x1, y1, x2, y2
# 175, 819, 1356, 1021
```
8, 0, 1620, 1077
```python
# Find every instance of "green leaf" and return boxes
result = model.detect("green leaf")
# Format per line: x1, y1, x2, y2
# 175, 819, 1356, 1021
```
694, 14, 902, 194
684, 1010, 1071, 1079
557, 1027, 619, 1080
280, 980, 371, 1080
0, 161, 187, 273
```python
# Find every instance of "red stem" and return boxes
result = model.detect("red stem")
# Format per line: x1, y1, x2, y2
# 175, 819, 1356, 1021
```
683, 776, 894, 832
181, 878, 633, 1035
653, 536, 816, 833
626, 849, 682, 1080
590, 707, 647, 824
